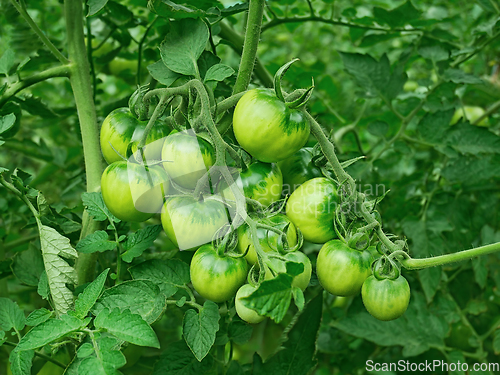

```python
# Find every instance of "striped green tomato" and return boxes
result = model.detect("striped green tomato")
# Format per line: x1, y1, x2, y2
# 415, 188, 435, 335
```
190, 244, 248, 303
161, 195, 229, 251
285, 177, 339, 243
316, 240, 372, 296
161, 130, 215, 190
101, 161, 170, 222
235, 284, 265, 324
361, 275, 411, 321
236, 214, 297, 265
233, 88, 310, 163
100, 108, 170, 164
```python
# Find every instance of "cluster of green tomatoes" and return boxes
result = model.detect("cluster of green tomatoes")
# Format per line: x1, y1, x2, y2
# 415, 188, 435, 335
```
98, 86, 411, 323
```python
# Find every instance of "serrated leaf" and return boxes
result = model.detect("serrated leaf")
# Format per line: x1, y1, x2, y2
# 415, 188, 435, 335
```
373, 1, 421, 28
444, 69, 483, 85
159, 18, 209, 76
152, 340, 215, 374
0, 49, 15, 76
95, 308, 160, 348
418, 109, 455, 143
444, 122, 500, 155
77, 231, 117, 254
87, 0, 108, 16
147, 60, 181, 87
0, 298, 26, 332
183, 301, 220, 361
38, 225, 78, 314
228, 321, 253, 345
78, 336, 126, 375
17, 314, 84, 350
122, 225, 162, 263
92, 280, 165, 324
242, 273, 294, 323
442, 155, 500, 183
9, 349, 34, 375
129, 259, 190, 297
25, 308, 52, 326
82, 192, 119, 222
204, 64, 234, 82
12, 245, 44, 286
74, 269, 109, 319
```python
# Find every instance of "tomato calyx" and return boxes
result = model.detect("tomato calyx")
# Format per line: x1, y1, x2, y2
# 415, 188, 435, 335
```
273, 59, 314, 109
129, 85, 152, 121
372, 256, 401, 281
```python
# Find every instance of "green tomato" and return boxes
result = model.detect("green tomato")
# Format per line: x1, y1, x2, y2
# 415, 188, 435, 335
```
236, 214, 297, 265
278, 147, 326, 195
161, 195, 229, 250
161, 130, 215, 190
0, 102, 22, 138
403, 80, 419, 92
235, 284, 265, 324
190, 244, 248, 303
361, 275, 411, 321
101, 161, 169, 222
450, 106, 488, 127
284, 251, 312, 291
233, 88, 310, 163
285, 177, 339, 243
219, 161, 283, 210
316, 240, 372, 296
100, 108, 170, 164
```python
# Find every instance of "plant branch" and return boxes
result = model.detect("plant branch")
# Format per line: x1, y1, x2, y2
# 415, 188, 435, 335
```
0, 65, 70, 108
9, 0, 69, 64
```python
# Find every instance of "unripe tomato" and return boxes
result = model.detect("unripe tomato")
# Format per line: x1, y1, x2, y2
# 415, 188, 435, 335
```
190, 244, 248, 303
161, 130, 215, 190
236, 214, 297, 265
278, 147, 325, 195
233, 88, 310, 163
161, 195, 229, 250
101, 161, 170, 222
285, 177, 339, 243
361, 275, 411, 321
235, 284, 265, 324
219, 161, 283, 210
450, 106, 488, 127
316, 240, 372, 296
284, 251, 312, 291
100, 108, 170, 164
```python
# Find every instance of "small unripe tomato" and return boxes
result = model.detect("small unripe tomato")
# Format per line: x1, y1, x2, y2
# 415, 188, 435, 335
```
235, 284, 265, 324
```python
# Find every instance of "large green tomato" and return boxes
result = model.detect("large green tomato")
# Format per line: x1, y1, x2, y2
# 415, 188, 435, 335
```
236, 214, 297, 265
101, 161, 169, 222
278, 147, 326, 195
100, 108, 170, 164
161, 130, 215, 190
285, 251, 312, 291
233, 88, 310, 163
316, 240, 372, 296
161, 195, 229, 250
219, 161, 283, 209
235, 284, 265, 324
285, 177, 339, 243
361, 275, 411, 321
190, 244, 248, 303
450, 106, 488, 127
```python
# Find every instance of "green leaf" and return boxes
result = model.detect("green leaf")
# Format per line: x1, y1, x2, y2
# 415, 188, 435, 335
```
92, 280, 166, 324
444, 69, 483, 85
367, 120, 389, 137
129, 259, 190, 297
25, 308, 52, 326
442, 155, 500, 183
0, 330, 5, 346
204, 64, 234, 82
148, 0, 222, 19
38, 225, 78, 314
77, 343, 94, 358
9, 350, 34, 375
0, 49, 15, 76
95, 308, 160, 348
152, 340, 215, 374
444, 122, 500, 155
12, 245, 44, 286
254, 293, 323, 375
183, 301, 220, 361
77, 231, 117, 254
373, 1, 421, 28
122, 225, 162, 263
333, 293, 447, 357
87, 0, 108, 16
147, 60, 181, 87
241, 273, 294, 323
418, 44, 449, 62
339, 52, 407, 101
228, 321, 253, 345
418, 109, 455, 143
37, 270, 50, 300
472, 256, 488, 289
78, 336, 126, 375
17, 314, 85, 350
493, 330, 500, 354
159, 18, 209, 76
82, 192, 119, 223
0, 114, 16, 135
74, 269, 110, 319
0, 298, 26, 332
